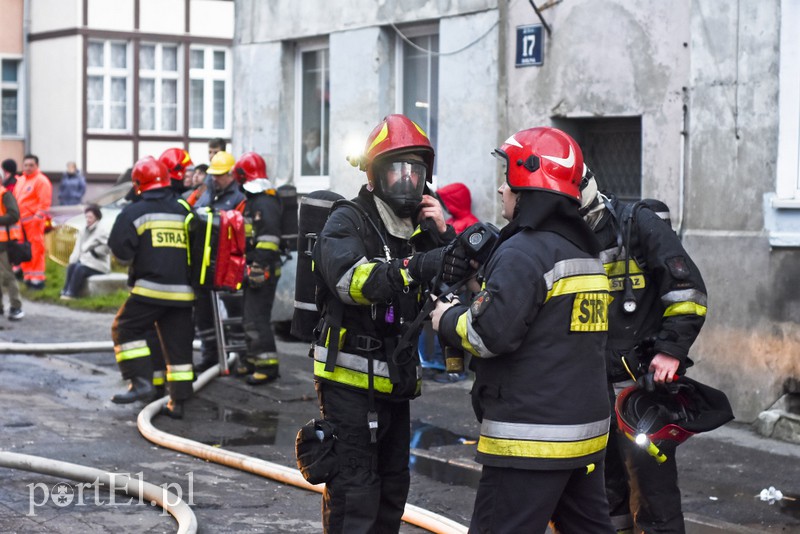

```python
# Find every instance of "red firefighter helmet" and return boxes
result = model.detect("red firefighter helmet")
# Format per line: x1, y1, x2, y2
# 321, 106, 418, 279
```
233, 152, 268, 184
355, 114, 434, 218
132, 156, 170, 193
494, 127, 584, 202
616, 375, 734, 455
158, 148, 193, 182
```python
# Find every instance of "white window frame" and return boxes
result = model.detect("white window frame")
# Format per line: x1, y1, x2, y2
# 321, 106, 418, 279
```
188, 45, 232, 137
774, 0, 800, 206
294, 40, 330, 192
394, 22, 439, 171
0, 56, 24, 139
139, 42, 182, 135
86, 40, 132, 133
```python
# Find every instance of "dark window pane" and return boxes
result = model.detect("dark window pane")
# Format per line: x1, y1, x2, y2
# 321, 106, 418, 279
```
213, 50, 225, 70
300, 49, 329, 176
190, 49, 204, 69
555, 117, 642, 202
2, 60, 18, 83
213, 80, 225, 129
2, 89, 18, 135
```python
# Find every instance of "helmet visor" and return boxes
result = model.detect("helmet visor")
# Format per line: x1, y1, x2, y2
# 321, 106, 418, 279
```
493, 149, 509, 185
375, 160, 427, 197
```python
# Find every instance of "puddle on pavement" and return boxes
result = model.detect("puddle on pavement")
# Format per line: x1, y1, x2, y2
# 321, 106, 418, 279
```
199, 402, 281, 447
409, 420, 480, 488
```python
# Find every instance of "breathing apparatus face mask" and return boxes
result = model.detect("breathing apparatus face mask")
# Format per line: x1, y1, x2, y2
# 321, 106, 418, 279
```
372, 159, 427, 218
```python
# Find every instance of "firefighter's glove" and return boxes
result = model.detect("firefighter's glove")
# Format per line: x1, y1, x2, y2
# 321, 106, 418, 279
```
247, 264, 268, 288
440, 245, 470, 284
406, 247, 446, 284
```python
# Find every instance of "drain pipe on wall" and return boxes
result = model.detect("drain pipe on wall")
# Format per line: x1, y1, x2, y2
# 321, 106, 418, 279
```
138, 362, 469, 534
676, 102, 689, 238
0, 451, 197, 534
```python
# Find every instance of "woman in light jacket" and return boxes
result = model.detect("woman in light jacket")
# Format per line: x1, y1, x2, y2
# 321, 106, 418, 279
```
61, 204, 110, 299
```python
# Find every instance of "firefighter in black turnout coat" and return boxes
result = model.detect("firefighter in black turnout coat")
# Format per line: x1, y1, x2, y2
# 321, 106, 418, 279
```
232, 152, 283, 385
311, 114, 462, 533
580, 170, 708, 533
431, 127, 615, 533
109, 156, 195, 419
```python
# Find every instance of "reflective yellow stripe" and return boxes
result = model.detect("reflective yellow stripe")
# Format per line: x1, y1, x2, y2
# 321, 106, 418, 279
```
167, 371, 194, 382
254, 358, 279, 367
545, 274, 609, 302
131, 286, 195, 302
664, 301, 707, 317
152, 376, 165, 386
400, 268, 411, 287
604, 259, 643, 277
201, 210, 213, 285
255, 241, 279, 251
135, 220, 186, 235
455, 311, 480, 357
313, 360, 395, 394
367, 122, 389, 153
115, 346, 150, 362
477, 433, 608, 459
245, 222, 253, 236
349, 263, 376, 305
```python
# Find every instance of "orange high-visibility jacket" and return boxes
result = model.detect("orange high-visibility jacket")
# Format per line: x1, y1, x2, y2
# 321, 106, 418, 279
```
14, 170, 52, 221
0, 185, 22, 242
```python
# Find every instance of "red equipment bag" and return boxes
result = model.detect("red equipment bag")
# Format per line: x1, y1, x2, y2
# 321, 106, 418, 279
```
189, 208, 246, 291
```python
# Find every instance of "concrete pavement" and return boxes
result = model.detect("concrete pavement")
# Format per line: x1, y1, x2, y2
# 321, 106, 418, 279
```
1, 299, 799, 532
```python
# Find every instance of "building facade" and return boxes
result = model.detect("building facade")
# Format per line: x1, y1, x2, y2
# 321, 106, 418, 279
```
234, 0, 799, 421
20, 0, 233, 189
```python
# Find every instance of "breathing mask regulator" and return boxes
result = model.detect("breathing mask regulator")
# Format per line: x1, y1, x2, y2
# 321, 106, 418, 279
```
371, 157, 427, 218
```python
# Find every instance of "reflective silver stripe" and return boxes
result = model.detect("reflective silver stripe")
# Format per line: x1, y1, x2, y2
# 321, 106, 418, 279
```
302, 197, 338, 209
294, 300, 317, 311
543, 258, 606, 290
653, 210, 670, 221
335, 257, 368, 304
661, 288, 707, 306
611, 513, 634, 530
599, 246, 625, 264
134, 279, 195, 295
116, 340, 147, 352
167, 364, 193, 372
464, 308, 498, 358
133, 212, 187, 229
153, 370, 165, 379
314, 345, 392, 379
481, 417, 610, 442
256, 235, 280, 243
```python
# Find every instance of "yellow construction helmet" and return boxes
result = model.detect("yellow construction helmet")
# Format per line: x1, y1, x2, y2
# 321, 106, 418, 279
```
207, 150, 236, 175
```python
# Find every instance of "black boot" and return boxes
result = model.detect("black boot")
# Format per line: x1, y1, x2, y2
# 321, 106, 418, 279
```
111, 376, 155, 404
159, 399, 184, 419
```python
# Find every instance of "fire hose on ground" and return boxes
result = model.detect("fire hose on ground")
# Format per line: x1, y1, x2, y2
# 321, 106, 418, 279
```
0, 341, 469, 533
0, 451, 197, 534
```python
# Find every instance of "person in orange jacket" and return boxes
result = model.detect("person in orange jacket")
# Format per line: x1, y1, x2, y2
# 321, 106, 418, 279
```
14, 154, 52, 290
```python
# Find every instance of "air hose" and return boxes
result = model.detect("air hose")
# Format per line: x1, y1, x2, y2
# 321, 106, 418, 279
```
0, 451, 197, 533
138, 361, 469, 534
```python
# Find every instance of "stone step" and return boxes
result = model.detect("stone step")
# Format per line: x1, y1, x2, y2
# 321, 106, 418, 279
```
81, 273, 129, 297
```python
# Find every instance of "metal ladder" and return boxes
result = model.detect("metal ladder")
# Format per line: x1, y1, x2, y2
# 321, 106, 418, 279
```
210, 289, 247, 375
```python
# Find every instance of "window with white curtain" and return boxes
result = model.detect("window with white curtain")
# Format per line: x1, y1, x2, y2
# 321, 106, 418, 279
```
188, 46, 231, 135
87, 40, 131, 132
396, 28, 439, 172
1, 58, 22, 137
139, 43, 180, 133
295, 44, 330, 191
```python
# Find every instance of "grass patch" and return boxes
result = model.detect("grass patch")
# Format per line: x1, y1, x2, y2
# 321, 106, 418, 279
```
21, 258, 128, 313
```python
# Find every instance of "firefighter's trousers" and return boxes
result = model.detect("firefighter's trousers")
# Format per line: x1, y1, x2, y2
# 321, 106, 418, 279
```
242, 273, 279, 370
470, 462, 615, 534
315, 382, 410, 534
112, 298, 194, 401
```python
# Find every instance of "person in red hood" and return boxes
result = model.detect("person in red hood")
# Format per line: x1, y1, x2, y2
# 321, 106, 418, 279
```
437, 182, 479, 234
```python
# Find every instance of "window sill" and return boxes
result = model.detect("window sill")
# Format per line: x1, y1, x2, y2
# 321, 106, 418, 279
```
764, 193, 800, 247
